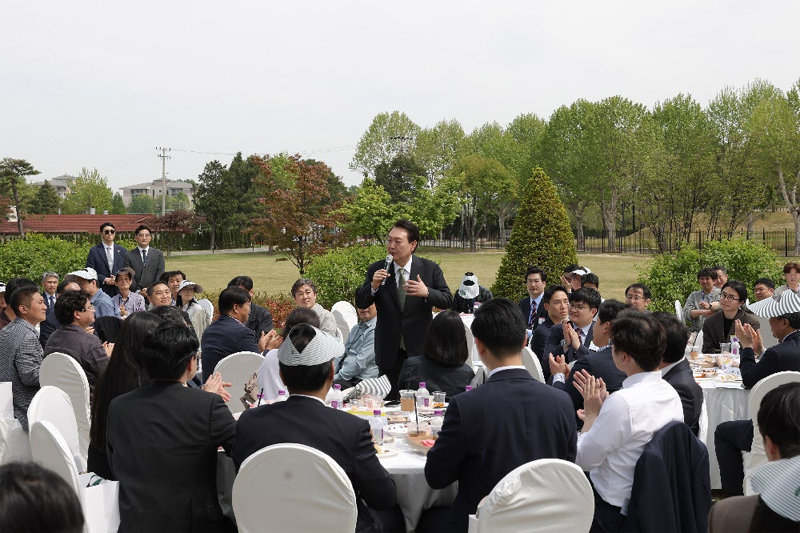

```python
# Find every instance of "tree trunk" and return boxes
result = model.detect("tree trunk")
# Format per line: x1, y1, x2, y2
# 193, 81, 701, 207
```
600, 191, 618, 253
746, 212, 755, 236
210, 222, 216, 252
776, 167, 800, 254
11, 180, 24, 237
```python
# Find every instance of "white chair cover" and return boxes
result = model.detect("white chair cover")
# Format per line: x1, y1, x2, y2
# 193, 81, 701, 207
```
756, 315, 779, 350
40, 352, 91, 461
674, 300, 682, 320
214, 351, 265, 414
0, 382, 31, 464
694, 331, 704, 351
697, 398, 709, 444
30, 420, 119, 533
743, 370, 800, 495
331, 301, 358, 330
332, 309, 352, 344
233, 443, 357, 533
28, 386, 86, 472
464, 323, 476, 367
521, 347, 544, 383
471, 458, 594, 533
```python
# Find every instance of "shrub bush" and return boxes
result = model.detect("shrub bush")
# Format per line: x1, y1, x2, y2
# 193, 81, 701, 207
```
0, 234, 90, 282
305, 244, 386, 309
639, 238, 783, 313
491, 167, 578, 300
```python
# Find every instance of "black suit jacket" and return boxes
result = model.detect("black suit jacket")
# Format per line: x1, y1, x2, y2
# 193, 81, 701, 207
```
663, 359, 704, 435
530, 316, 554, 360
245, 302, 273, 336
39, 303, 60, 348
233, 395, 397, 533
702, 309, 760, 354
87, 243, 128, 296
740, 329, 800, 389
107, 382, 236, 532
518, 295, 547, 330
425, 368, 577, 532
200, 315, 259, 382
123, 247, 165, 292
355, 256, 452, 370
553, 346, 626, 413
542, 322, 594, 380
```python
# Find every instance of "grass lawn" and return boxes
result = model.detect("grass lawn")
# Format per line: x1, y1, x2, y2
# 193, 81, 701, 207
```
166, 249, 651, 303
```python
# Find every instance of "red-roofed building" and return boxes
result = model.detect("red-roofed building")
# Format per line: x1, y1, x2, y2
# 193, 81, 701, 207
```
0, 214, 152, 236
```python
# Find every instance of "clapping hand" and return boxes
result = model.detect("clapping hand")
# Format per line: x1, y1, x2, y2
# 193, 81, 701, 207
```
563, 321, 580, 350
572, 369, 607, 430
548, 353, 569, 378
263, 329, 282, 351
203, 372, 232, 403
735, 320, 763, 354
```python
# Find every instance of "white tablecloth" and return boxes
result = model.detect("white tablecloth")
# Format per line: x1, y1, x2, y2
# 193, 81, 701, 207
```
697, 381, 749, 489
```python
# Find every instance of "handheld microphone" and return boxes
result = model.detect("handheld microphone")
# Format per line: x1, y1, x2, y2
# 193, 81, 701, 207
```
380, 254, 393, 286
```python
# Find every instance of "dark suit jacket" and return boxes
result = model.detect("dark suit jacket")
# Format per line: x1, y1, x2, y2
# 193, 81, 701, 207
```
233, 395, 397, 533
123, 247, 165, 292
425, 368, 577, 532
245, 302, 273, 336
200, 315, 259, 382
86, 243, 128, 296
740, 329, 800, 389
397, 355, 474, 399
663, 359, 704, 435
107, 382, 236, 532
553, 346, 626, 413
542, 322, 594, 380
355, 256, 452, 371
39, 304, 60, 348
518, 295, 547, 330
702, 308, 760, 354
530, 315, 554, 360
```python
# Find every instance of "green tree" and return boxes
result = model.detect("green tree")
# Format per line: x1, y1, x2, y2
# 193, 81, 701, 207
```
128, 194, 156, 214
110, 192, 126, 214
145, 210, 201, 257
0, 233, 89, 280
305, 244, 387, 308
0, 158, 39, 236
337, 178, 401, 241
491, 168, 578, 300
507, 113, 547, 184
28, 180, 62, 214
194, 160, 238, 250
374, 153, 426, 204
61, 167, 113, 214
406, 176, 460, 239
414, 119, 465, 188
350, 111, 421, 178
227, 152, 262, 228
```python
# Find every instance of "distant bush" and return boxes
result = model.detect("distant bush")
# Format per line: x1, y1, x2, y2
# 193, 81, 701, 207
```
305, 244, 386, 309
202, 289, 295, 330
639, 238, 782, 313
0, 234, 89, 282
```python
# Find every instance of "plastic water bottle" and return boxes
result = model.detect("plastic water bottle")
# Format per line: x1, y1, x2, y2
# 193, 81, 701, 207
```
330, 384, 343, 409
369, 409, 385, 445
275, 390, 288, 402
430, 409, 444, 437
416, 382, 431, 409
730, 337, 740, 363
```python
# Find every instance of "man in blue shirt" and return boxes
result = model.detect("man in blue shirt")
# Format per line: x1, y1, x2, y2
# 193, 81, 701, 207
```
66, 267, 120, 319
334, 304, 378, 388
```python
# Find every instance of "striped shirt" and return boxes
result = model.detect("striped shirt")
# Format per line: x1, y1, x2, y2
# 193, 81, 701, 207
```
0, 318, 43, 431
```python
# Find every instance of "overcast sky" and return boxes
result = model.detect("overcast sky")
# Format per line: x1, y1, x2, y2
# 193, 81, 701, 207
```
3, 1, 798, 193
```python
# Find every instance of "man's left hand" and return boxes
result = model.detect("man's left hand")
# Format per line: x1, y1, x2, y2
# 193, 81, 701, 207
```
405, 275, 429, 298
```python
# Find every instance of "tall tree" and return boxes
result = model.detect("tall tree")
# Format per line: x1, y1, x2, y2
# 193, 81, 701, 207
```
61, 167, 113, 215
350, 111, 421, 178
250, 155, 346, 274
128, 194, 156, 214
414, 119, 465, 188
194, 160, 238, 250
507, 113, 547, 184
0, 158, 39, 236
227, 152, 261, 227
374, 153, 426, 204
145, 210, 201, 257
29, 180, 62, 214
110, 192, 126, 214
337, 178, 402, 241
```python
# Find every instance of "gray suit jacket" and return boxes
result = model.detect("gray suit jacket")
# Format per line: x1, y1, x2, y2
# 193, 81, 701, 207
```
123, 247, 165, 292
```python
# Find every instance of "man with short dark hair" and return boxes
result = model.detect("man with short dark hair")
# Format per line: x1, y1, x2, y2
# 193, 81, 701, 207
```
753, 278, 775, 301
355, 219, 452, 400
159, 270, 185, 305
233, 324, 396, 533
146, 281, 173, 309
123, 224, 165, 295
44, 290, 111, 390
39, 279, 81, 348
519, 266, 547, 331
40, 272, 59, 311
0, 283, 48, 431
652, 312, 703, 435
424, 299, 577, 532
200, 287, 268, 381
107, 322, 236, 531
530, 285, 570, 359
227, 275, 274, 336
625, 283, 651, 312
86, 222, 127, 297
542, 287, 601, 380
67, 267, 119, 319
683, 267, 720, 332
573, 312, 683, 532
0, 278, 37, 330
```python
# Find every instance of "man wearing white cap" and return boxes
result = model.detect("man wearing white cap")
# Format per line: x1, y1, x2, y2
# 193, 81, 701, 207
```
233, 324, 397, 532
67, 267, 120, 319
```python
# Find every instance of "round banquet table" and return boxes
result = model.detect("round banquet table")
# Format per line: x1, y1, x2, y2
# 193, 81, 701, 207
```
697, 380, 749, 490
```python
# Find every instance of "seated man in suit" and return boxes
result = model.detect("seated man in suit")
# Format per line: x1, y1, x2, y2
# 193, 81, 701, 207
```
573, 311, 683, 533
542, 287, 601, 380
709, 382, 800, 531
233, 324, 397, 533
652, 312, 703, 435
548, 300, 628, 414
715, 290, 800, 496
530, 285, 570, 360
200, 286, 268, 382
107, 322, 236, 532
86, 222, 127, 297
423, 299, 577, 532
518, 266, 547, 332
227, 276, 274, 337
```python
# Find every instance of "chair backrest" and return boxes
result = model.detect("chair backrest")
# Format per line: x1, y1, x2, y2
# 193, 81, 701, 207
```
0, 381, 32, 464
331, 301, 358, 329
521, 347, 544, 383
331, 309, 352, 344
755, 315, 779, 350
214, 351, 265, 414
674, 300, 682, 320
464, 322, 476, 367
40, 352, 91, 461
233, 443, 357, 533
0, 381, 12, 417
474, 458, 593, 533
30, 420, 82, 496
27, 386, 85, 472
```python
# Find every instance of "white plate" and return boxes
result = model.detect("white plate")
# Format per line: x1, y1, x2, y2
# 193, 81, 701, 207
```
384, 424, 408, 436
376, 446, 398, 458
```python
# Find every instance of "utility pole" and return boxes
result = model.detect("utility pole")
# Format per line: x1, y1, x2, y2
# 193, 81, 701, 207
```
156, 147, 171, 215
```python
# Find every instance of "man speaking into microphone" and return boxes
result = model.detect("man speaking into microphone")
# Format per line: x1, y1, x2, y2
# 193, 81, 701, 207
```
356, 220, 452, 400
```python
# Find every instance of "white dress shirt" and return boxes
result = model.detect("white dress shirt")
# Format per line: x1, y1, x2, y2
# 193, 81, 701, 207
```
394, 256, 412, 288
487, 365, 526, 379
576, 371, 683, 509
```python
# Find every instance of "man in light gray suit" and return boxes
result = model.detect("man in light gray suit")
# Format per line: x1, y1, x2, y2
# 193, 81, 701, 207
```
124, 224, 165, 297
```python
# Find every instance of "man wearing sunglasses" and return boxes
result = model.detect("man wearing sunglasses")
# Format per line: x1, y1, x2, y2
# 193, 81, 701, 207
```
86, 222, 128, 297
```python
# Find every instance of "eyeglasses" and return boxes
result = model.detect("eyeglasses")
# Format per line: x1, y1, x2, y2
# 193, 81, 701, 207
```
137, 233, 151, 238
720, 293, 740, 302
626, 295, 645, 301
81, 304, 95, 312
570, 304, 589, 311
103, 229, 115, 235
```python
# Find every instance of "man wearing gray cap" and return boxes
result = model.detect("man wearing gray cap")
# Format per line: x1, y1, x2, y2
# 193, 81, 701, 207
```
233, 324, 397, 533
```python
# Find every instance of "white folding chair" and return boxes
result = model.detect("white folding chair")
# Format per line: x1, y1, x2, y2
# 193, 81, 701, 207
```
755, 315, 779, 350
213, 351, 265, 414
464, 322, 476, 367
332, 309, 352, 343
30, 420, 120, 533
674, 300, 682, 320
521, 347, 545, 383
28, 386, 86, 472
0, 381, 31, 464
467, 458, 593, 533
40, 352, 91, 461
743, 370, 800, 495
331, 301, 358, 331
233, 443, 357, 533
